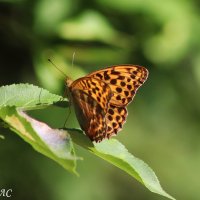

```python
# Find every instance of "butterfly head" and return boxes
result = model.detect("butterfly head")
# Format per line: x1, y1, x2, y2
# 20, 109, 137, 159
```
65, 77, 73, 87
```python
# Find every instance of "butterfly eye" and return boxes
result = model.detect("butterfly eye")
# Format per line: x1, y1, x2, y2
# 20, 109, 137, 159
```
66, 79, 73, 87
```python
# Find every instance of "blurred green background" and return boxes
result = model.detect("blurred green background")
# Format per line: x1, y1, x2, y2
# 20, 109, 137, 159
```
0, 0, 200, 199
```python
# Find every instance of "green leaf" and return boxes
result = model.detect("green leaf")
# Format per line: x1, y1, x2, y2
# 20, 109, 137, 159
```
0, 84, 175, 199
58, 10, 126, 47
0, 84, 66, 110
69, 129, 175, 200
0, 106, 80, 175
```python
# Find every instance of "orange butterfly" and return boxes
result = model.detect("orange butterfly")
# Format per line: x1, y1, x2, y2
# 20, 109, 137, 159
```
65, 65, 148, 142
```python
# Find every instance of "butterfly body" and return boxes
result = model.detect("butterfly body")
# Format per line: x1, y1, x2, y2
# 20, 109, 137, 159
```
66, 65, 148, 142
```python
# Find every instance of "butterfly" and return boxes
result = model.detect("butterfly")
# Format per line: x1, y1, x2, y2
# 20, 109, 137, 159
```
66, 65, 148, 142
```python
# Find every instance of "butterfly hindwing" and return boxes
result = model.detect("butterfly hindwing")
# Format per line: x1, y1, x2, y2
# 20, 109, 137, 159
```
106, 105, 128, 138
69, 77, 112, 142
70, 77, 112, 112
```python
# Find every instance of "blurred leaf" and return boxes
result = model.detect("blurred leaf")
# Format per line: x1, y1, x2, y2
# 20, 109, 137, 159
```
69, 129, 176, 200
58, 10, 128, 47
0, 84, 65, 110
0, 134, 5, 140
0, 106, 79, 174
34, 0, 74, 35
97, 0, 193, 65
193, 54, 200, 87
143, 19, 191, 65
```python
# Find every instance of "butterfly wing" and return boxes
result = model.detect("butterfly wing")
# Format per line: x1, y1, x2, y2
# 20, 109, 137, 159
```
105, 105, 128, 138
69, 77, 112, 142
86, 65, 148, 138
86, 65, 148, 106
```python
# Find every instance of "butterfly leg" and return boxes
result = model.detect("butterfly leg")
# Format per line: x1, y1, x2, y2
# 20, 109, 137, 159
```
63, 93, 72, 128
59, 87, 68, 102
63, 107, 71, 127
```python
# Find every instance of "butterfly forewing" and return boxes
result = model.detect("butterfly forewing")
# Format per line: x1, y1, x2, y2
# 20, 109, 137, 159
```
86, 65, 148, 106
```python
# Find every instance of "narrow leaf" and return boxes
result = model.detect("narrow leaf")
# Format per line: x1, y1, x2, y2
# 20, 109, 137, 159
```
69, 128, 175, 200
0, 107, 80, 174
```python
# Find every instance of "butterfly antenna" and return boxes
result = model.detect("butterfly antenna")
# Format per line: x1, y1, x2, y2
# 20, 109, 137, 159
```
72, 52, 76, 68
48, 59, 67, 78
